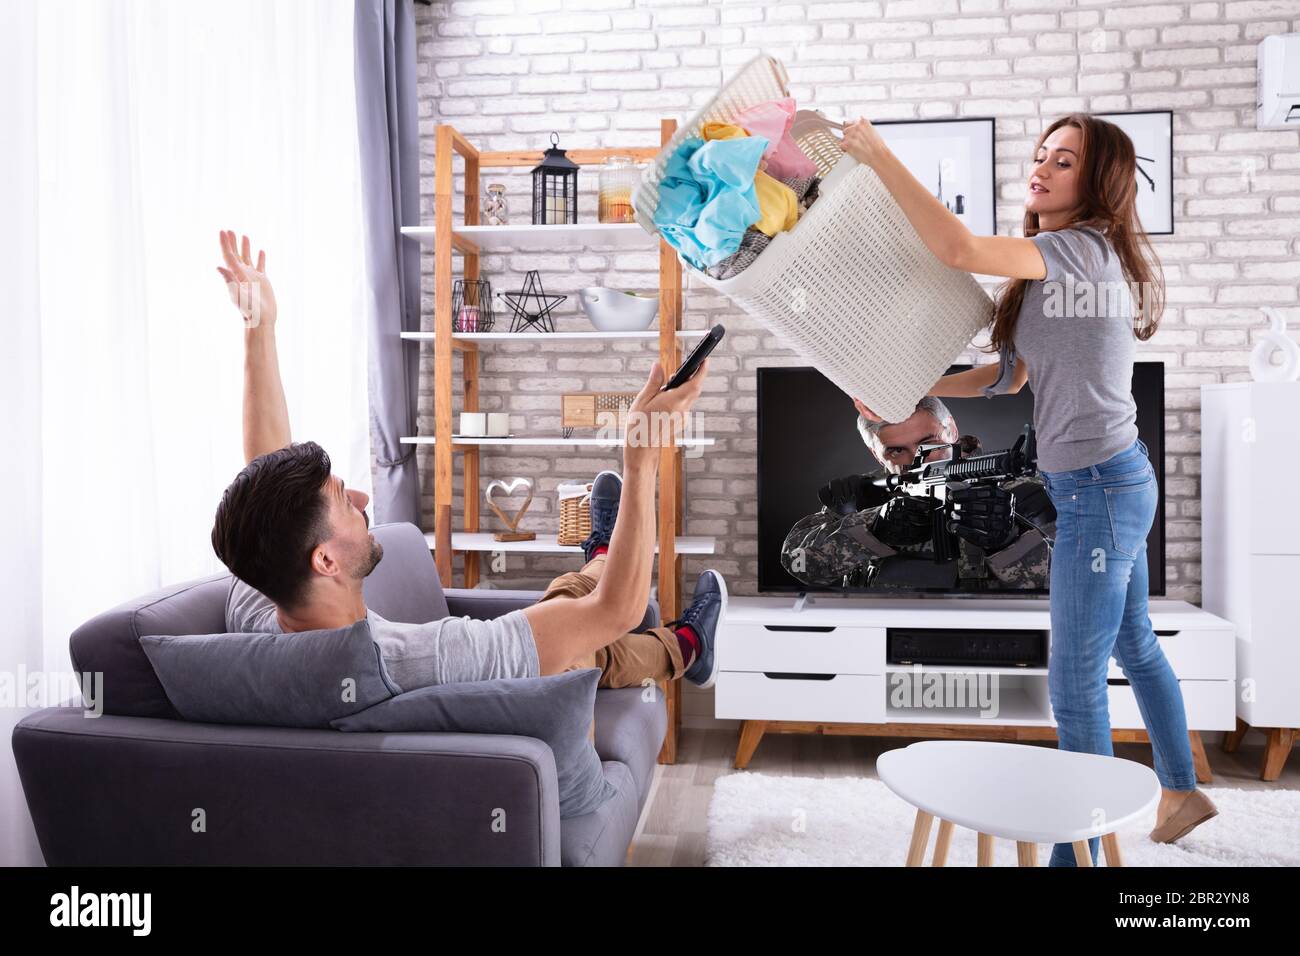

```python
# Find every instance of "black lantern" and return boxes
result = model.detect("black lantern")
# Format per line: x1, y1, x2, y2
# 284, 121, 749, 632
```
531, 132, 579, 225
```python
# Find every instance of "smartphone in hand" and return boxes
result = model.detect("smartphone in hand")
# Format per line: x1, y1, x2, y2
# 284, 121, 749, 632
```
661, 324, 725, 391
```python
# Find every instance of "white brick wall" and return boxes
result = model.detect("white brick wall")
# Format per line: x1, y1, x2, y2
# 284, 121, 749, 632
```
411, 0, 1300, 623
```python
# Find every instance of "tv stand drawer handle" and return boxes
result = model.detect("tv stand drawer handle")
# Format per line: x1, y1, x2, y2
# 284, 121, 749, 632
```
762, 672, 837, 681
763, 625, 836, 633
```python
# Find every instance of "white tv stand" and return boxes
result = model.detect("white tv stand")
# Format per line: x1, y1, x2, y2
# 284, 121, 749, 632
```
715, 595, 1236, 777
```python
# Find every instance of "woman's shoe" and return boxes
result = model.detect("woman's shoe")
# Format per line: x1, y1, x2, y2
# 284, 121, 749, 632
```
1149, 789, 1218, 844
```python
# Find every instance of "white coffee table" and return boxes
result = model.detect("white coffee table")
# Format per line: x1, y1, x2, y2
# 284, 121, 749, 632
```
876, 740, 1161, 867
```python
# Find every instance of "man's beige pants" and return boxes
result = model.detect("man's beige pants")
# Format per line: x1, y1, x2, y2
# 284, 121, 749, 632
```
536, 554, 687, 687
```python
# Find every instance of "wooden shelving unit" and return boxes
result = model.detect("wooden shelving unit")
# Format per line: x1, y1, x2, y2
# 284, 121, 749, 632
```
406, 120, 702, 762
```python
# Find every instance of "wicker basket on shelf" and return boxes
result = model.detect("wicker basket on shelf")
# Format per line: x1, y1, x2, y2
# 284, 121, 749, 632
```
556, 480, 593, 547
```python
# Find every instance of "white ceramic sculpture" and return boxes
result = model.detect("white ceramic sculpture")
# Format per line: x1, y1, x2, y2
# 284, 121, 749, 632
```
1249, 307, 1300, 383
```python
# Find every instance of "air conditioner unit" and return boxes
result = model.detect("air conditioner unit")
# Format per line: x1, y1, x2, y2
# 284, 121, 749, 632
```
1258, 33, 1300, 130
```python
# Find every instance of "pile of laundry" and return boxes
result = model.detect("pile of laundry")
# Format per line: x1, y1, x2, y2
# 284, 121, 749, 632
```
652, 97, 823, 281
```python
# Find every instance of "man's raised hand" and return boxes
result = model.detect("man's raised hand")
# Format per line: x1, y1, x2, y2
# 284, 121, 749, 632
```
622, 358, 709, 467
215, 230, 277, 330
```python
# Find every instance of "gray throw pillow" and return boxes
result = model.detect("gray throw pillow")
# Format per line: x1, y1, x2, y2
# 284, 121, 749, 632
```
139, 619, 400, 728
332, 668, 615, 819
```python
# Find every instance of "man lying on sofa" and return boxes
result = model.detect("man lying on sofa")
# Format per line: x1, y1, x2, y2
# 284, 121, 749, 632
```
211, 229, 724, 694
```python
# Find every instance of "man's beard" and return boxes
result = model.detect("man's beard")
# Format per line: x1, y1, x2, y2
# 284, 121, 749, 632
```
349, 536, 384, 580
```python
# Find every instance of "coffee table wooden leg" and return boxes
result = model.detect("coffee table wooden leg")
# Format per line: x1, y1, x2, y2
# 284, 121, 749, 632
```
1101, 832, 1123, 867
1017, 841, 1038, 867
906, 809, 934, 867
1072, 841, 1094, 867
977, 832, 994, 866
932, 819, 953, 867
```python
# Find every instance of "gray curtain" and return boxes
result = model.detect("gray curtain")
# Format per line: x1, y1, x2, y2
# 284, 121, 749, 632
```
355, 0, 421, 525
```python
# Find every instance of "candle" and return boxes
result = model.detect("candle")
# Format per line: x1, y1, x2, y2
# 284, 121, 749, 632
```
546, 193, 566, 224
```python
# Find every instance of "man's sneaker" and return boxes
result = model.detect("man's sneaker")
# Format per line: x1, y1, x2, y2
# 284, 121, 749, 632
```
676, 570, 727, 689
579, 470, 621, 563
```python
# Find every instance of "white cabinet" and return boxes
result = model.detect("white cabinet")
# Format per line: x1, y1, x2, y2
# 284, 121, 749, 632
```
1107, 682, 1235, 731
719, 622, 885, 674
717, 673, 887, 724
1202, 382, 1300, 732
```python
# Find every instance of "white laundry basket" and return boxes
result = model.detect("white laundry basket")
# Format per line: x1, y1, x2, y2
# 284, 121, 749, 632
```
632, 54, 994, 424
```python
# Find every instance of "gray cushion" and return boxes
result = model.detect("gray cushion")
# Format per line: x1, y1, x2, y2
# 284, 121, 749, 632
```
71, 523, 444, 719
333, 668, 615, 820
70, 573, 231, 719
139, 620, 401, 728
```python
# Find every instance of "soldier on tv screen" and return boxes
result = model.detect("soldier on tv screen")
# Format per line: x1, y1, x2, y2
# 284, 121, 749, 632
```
780, 396, 1056, 591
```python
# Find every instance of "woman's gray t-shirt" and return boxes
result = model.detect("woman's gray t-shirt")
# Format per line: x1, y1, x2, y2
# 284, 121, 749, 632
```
982, 225, 1140, 473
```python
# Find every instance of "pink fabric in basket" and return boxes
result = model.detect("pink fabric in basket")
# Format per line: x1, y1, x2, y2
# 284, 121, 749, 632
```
735, 98, 818, 181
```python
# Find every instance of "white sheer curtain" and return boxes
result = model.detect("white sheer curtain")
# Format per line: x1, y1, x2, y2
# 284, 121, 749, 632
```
0, 0, 369, 865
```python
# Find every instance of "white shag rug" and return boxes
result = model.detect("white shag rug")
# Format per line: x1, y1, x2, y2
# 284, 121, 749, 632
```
706, 773, 1300, 867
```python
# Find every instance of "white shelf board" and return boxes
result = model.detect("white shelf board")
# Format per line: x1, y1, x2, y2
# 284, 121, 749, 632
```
401, 329, 708, 343
400, 436, 715, 447
401, 222, 655, 252
885, 687, 1048, 726
427, 531, 716, 555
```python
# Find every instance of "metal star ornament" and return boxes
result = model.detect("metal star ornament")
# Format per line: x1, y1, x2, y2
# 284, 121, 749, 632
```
500, 270, 566, 333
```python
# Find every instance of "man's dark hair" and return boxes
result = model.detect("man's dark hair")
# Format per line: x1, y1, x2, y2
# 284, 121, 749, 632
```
211, 441, 334, 609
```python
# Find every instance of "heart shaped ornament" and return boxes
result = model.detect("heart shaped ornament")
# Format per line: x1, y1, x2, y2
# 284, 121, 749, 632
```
485, 477, 536, 542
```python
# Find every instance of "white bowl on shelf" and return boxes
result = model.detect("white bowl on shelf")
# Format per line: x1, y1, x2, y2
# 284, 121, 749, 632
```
578, 287, 659, 332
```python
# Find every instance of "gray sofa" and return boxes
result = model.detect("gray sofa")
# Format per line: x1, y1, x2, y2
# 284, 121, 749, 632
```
12, 522, 666, 866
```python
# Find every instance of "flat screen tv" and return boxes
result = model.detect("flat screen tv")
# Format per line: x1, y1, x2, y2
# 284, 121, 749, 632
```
756, 363, 1166, 596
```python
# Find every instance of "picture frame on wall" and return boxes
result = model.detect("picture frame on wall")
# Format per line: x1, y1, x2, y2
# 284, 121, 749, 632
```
870, 116, 998, 236
1095, 109, 1175, 235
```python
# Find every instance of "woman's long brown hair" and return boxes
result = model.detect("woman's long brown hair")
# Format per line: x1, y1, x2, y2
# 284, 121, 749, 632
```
987, 113, 1165, 355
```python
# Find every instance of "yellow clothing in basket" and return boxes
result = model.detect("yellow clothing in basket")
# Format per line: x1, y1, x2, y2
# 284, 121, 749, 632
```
701, 122, 799, 237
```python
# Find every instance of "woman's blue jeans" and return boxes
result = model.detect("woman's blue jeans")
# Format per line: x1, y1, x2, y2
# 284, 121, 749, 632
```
1039, 436, 1197, 868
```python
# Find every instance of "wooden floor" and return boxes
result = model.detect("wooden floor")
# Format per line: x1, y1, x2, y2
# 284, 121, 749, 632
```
628, 726, 1300, 867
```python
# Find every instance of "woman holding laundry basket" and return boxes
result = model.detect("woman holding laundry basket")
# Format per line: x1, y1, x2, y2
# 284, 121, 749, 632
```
842, 113, 1217, 867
